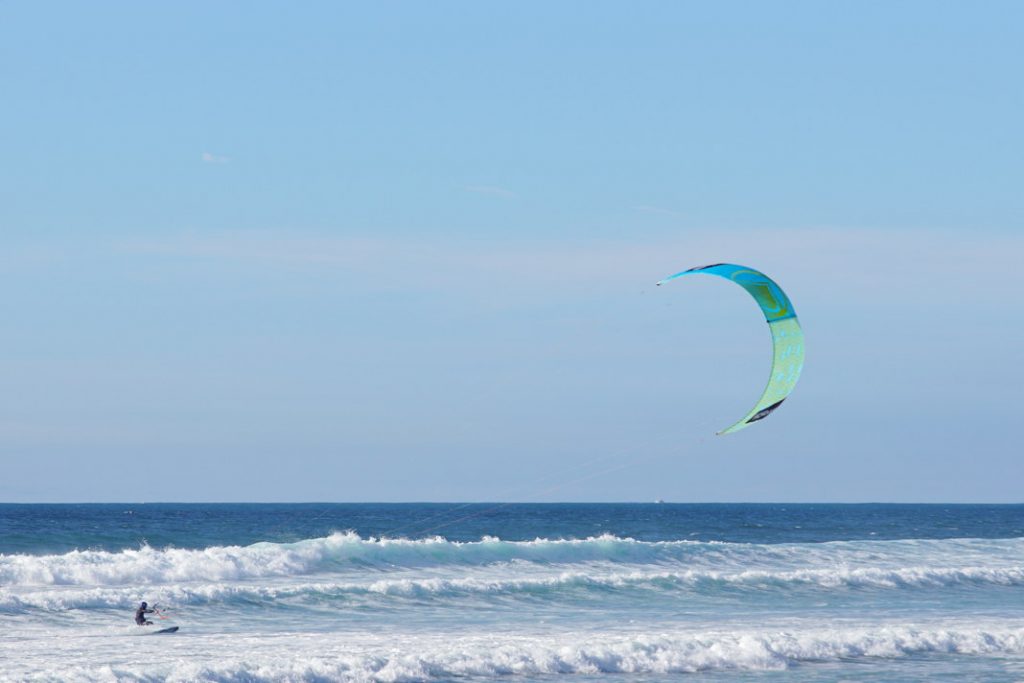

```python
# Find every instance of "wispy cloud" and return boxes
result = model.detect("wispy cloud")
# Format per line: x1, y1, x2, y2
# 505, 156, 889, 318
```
464, 185, 516, 199
116, 227, 1024, 311
201, 151, 230, 164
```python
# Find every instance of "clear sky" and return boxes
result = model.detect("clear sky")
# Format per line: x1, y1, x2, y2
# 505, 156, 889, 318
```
1, 2, 1022, 503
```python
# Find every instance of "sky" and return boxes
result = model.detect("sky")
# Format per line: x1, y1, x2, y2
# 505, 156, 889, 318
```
1, 1, 1022, 503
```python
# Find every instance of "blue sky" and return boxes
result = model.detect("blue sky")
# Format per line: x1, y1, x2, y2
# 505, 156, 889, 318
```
1, 2, 1022, 502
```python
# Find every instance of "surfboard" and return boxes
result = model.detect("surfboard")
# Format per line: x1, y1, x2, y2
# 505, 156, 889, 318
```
149, 626, 179, 634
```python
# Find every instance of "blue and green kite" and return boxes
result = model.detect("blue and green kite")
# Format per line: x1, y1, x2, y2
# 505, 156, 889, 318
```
658, 263, 804, 435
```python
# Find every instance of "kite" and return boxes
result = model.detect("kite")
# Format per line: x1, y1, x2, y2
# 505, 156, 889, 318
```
657, 263, 804, 435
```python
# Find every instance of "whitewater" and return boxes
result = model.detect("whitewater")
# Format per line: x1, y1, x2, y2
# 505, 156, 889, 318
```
2, 504, 1023, 682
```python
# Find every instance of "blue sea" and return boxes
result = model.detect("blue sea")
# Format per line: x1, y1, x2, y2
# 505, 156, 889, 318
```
2, 503, 1023, 682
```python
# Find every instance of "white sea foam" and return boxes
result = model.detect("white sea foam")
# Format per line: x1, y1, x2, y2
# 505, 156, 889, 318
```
2, 532, 1023, 588
4, 532, 1024, 681
0, 532, 689, 586
4, 562, 1024, 612
5, 624, 1024, 682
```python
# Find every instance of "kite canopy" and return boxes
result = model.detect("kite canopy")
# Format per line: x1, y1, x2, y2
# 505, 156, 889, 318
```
657, 263, 804, 435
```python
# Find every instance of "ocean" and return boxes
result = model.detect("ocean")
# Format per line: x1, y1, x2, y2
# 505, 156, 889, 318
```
1, 503, 1023, 682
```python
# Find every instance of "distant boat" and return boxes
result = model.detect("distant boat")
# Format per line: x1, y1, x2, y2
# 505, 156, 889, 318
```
654, 499, 665, 504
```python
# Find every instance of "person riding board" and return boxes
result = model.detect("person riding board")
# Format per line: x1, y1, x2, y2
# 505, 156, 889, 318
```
135, 601, 156, 626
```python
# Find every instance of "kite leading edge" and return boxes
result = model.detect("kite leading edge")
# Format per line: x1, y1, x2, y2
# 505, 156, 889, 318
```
657, 263, 804, 435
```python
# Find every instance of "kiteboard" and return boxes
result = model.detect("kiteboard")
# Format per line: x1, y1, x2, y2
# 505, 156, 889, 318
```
148, 626, 179, 635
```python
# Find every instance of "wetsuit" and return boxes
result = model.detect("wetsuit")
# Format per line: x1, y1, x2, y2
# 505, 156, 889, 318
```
135, 605, 154, 625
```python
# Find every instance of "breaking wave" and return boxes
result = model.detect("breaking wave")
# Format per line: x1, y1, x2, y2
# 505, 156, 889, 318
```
2, 532, 1023, 587
3, 533, 1024, 613
12, 625, 1024, 681
0, 532, 696, 586
4, 563, 1024, 612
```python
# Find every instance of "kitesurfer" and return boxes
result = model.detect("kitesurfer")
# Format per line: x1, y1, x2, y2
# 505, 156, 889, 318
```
135, 601, 155, 626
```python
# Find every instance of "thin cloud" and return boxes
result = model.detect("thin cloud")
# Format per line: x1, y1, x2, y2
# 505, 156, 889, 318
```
116, 227, 1024, 308
201, 151, 230, 164
465, 185, 516, 199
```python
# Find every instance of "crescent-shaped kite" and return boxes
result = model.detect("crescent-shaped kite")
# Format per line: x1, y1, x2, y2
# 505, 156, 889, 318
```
657, 263, 804, 435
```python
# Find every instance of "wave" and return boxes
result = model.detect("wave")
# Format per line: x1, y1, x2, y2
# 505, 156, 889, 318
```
2, 532, 1023, 588
0, 532, 679, 586
0, 532, 710, 587
8, 625, 1024, 681
5, 562, 1024, 612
